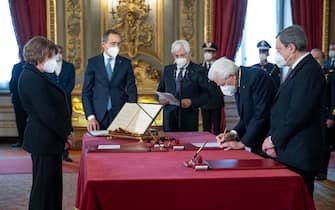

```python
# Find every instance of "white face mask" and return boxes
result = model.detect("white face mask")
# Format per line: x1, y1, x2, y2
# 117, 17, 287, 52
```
204, 52, 213, 61
220, 85, 237, 96
329, 50, 335, 58
175, 57, 187, 68
259, 53, 267, 62
43, 58, 58, 73
107, 47, 120, 58
274, 52, 287, 68
55, 53, 62, 62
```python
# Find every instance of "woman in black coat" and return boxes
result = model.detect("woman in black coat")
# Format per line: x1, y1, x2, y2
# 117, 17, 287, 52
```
18, 36, 72, 210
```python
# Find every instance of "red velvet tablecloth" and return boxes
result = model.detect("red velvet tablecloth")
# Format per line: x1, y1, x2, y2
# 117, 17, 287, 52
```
75, 132, 315, 210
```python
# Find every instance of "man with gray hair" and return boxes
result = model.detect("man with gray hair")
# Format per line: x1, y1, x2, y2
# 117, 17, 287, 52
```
157, 40, 208, 131
262, 25, 326, 195
208, 57, 275, 153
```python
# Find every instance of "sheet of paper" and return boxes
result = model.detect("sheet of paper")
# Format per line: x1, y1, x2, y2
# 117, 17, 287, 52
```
97, 144, 121, 150
156, 91, 180, 106
88, 130, 109, 136
192, 142, 220, 148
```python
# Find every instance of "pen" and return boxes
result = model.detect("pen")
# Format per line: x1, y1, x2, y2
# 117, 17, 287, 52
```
193, 141, 207, 159
220, 128, 227, 144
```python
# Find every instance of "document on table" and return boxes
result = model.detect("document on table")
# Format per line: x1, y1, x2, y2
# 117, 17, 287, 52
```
97, 145, 121, 150
156, 91, 180, 106
192, 142, 220, 148
88, 130, 109, 136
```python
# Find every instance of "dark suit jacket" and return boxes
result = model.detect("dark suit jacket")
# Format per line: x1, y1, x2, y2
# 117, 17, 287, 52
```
234, 67, 276, 150
157, 62, 209, 131
9, 62, 25, 104
82, 54, 137, 123
323, 58, 335, 73
200, 63, 224, 109
18, 63, 72, 154
269, 54, 326, 171
44, 60, 75, 114
252, 62, 281, 88
326, 72, 335, 120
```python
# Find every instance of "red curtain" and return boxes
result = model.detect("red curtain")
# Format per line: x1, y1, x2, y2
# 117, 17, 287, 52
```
213, 0, 248, 60
291, 0, 323, 50
9, 0, 47, 59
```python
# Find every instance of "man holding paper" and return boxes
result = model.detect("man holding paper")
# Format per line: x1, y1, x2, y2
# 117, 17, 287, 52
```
157, 40, 209, 131
208, 57, 276, 153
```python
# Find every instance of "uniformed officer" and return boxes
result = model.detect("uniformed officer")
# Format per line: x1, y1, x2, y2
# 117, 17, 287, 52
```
200, 42, 224, 135
324, 42, 335, 73
252, 40, 281, 88
312, 48, 335, 180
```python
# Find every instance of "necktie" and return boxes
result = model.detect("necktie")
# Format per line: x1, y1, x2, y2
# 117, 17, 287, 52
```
284, 66, 293, 81
106, 57, 113, 80
106, 57, 113, 110
176, 68, 183, 97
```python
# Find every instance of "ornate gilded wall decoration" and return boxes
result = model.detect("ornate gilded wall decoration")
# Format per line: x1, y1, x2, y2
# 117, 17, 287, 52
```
65, 0, 85, 126
111, 0, 152, 58
47, 0, 57, 43
179, 0, 198, 59
204, 0, 213, 42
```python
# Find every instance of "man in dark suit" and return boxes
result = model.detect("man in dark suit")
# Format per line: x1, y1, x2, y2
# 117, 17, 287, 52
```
44, 45, 75, 162
324, 42, 335, 73
82, 29, 137, 131
9, 61, 28, 147
252, 40, 281, 88
209, 57, 276, 153
311, 48, 335, 180
200, 42, 224, 135
157, 40, 208, 131
262, 25, 326, 195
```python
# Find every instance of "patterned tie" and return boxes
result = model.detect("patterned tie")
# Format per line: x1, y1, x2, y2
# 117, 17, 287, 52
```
106, 57, 113, 110
106, 57, 113, 80
176, 68, 183, 97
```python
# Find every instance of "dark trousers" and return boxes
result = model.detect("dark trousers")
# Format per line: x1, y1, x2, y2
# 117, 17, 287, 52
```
29, 154, 63, 210
318, 126, 333, 176
163, 105, 198, 132
100, 109, 117, 130
201, 108, 221, 135
287, 165, 316, 197
13, 102, 27, 144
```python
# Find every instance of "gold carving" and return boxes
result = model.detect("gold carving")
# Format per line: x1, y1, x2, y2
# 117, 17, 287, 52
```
322, 0, 329, 54
179, 0, 198, 59
65, 0, 84, 91
47, 0, 57, 43
65, 0, 85, 126
111, 0, 152, 58
204, 0, 213, 42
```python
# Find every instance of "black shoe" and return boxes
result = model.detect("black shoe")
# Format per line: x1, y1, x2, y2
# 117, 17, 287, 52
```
11, 142, 22, 148
62, 157, 73, 162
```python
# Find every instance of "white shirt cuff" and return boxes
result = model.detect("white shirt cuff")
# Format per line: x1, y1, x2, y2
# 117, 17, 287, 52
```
87, 115, 95, 120
230, 130, 239, 139
244, 146, 251, 152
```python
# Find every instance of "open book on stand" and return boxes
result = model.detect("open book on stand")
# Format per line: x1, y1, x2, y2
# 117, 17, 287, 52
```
107, 103, 162, 140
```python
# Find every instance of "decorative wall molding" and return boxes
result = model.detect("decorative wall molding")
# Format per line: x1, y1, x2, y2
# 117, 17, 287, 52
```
179, 0, 198, 59
204, 0, 213, 42
47, 0, 57, 43
322, 0, 329, 53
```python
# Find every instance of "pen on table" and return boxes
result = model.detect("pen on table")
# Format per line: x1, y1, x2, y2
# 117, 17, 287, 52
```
220, 128, 227, 144
193, 141, 207, 159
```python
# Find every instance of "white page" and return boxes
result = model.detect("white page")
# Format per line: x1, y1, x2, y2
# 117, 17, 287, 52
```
88, 130, 109, 136
192, 142, 220, 148
156, 91, 180, 106
97, 144, 121, 150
